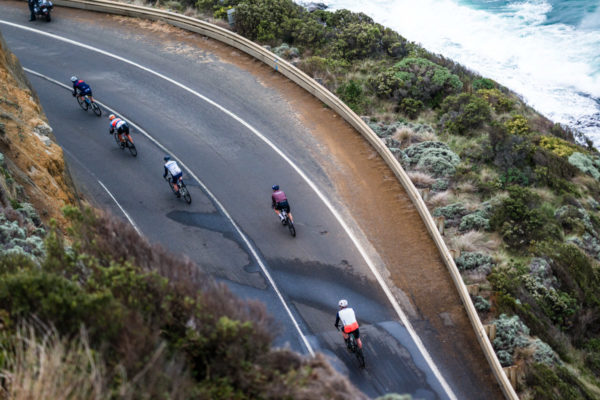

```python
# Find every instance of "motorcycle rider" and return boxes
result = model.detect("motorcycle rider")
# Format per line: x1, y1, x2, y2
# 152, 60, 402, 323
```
334, 299, 363, 350
108, 114, 130, 148
271, 184, 294, 224
71, 76, 93, 100
28, 0, 38, 21
163, 156, 183, 196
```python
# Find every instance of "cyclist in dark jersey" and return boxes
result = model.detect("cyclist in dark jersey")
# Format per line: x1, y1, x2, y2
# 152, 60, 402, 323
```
71, 76, 93, 98
271, 185, 294, 224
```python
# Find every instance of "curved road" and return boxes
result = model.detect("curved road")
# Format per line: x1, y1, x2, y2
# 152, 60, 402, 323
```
0, 2, 504, 399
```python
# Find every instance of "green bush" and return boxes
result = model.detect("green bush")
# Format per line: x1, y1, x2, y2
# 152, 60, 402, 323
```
476, 88, 514, 113
472, 78, 495, 91
370, 57, 463, 105
234, 0, 302, 43
405, 141, 461, 177
490, 186, 560, 250
459, 210, 490, 232
438, 93, 491, 135
492, 314, 530, 366
399, 97, 424, 119
336, 79, 365, 113
504, 114, 531, 136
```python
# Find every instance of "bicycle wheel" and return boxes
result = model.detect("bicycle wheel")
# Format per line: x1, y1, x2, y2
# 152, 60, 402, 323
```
288, 219, 296, 237
91, 102, 102, 117
77, 96, 88, 111
180, 186, 192, 204
127, 140, 137, 157
356, 348, 365, 368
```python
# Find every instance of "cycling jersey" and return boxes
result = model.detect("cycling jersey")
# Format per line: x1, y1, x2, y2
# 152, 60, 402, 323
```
272, 190, 287, 204
336, 307, 359, 333
164, 160, 182, 178
110, 118, 127, 132
73, 80, 91, 96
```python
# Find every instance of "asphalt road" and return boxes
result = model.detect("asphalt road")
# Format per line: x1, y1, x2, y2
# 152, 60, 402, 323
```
0, 3, 499, 399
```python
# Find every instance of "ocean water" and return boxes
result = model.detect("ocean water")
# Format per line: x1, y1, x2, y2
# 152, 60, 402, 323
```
322, 0, 600, 145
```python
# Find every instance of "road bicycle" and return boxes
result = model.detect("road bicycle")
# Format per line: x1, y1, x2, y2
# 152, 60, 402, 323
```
76, 94, 101, 116
113, 130, 137, 157
339, 327, 365, 368
167, 175, 192, 204
280, 209, 296, 237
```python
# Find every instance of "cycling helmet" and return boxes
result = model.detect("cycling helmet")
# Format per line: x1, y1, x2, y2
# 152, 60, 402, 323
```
108, 114, 116, 121
70, 76, 78, 82
164, 155, 171, 162
338, 299, 348, 308
272, 184, 279, 191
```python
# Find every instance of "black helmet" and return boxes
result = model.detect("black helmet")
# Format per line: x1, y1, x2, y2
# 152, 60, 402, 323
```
164, 155, 171, 162
272, 184, 279, 190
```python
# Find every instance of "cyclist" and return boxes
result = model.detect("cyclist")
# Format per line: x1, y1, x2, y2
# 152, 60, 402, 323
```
271, 184, 294, 224
108, 114, 130, 147
163, 155, 183, 196
334, 299, 362, 350
71, 76, 93, 100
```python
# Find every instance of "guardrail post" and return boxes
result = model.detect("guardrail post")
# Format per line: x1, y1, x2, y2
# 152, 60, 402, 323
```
466, 284, 479, 296
418, 188, 430, 201
434, 216, 445, 235
449, 248, 460, 260
484, 324, 497, 341
503, 365, 518, 390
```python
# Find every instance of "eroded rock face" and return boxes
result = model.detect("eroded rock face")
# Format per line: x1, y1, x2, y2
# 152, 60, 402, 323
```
0, 31, 75, 226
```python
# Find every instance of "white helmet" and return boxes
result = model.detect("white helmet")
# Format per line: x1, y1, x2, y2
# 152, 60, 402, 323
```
70, 76, 78, 82
338, 299, 348, 308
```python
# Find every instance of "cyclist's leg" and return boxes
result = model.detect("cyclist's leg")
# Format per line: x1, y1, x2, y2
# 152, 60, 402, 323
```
173, 173, 182, 192
353, 329, 362, 349
284, 203, 293, 223
274, 204, 284, 220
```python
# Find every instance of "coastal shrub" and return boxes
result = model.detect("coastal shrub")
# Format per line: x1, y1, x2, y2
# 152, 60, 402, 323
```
336, 80, 365, 113
472, 295, 491, 312
234, 0, 302, 42
431, 179, 448, 191
504, 114, 531, 136
538, 136, 579, 158
534, 242, 600, 342
472, 78, 495, 91
476, 88, 514, 113
370, 57, 462, 105
568, 152, 600, 180
532, 148, 579, 194
433, 202, 468, 227
437, 93, 491, 135
492, 314, 530, 366
332, 22, 384, 61
405, 141, 460, 177
455, 251, 493, 271
459, 210, 490, 232
490, 186, 560, 250
554, 205, 586, 234
399, 97, 424, 119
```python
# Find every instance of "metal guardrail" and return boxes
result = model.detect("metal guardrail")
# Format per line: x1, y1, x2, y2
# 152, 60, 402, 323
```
50, 1, 519, 398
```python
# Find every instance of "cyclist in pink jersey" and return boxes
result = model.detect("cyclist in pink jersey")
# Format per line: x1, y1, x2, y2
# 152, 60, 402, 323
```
271, 185, 294, 224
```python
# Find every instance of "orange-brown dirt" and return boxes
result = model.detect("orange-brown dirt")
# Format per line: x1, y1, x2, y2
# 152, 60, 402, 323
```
0, 31, 76, 225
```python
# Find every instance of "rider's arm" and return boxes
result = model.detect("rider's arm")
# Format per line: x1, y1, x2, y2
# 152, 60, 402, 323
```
271, 195, 276, 209
163, 166, 169, 178
334, 312, 341, 329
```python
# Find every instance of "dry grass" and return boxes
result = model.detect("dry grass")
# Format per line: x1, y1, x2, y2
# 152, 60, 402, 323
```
0, 326, 107, 400
454, 180, 477, 194
449, 230, 501, 253
427, 190, 453, 207
408, 171, 435, 188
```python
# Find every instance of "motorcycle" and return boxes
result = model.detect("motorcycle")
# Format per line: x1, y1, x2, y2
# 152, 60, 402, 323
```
32, 0, 53, 22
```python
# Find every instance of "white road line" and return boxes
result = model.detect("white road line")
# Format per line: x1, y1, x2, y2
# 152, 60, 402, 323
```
96, 179, 142, 235
24, 67, 316, 358
9, 21, 457, 398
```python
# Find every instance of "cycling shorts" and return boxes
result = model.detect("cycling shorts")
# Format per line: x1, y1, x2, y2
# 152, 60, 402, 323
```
117, 125, 129, 135
171, 172, 182, 184
78, 87, 92, 96
275, 200, 290, 213
346, 327, 360, 339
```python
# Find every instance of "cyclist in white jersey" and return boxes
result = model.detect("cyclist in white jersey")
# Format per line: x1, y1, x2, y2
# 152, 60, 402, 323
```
163, 155, 183, 197
334, 299, 363, 349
